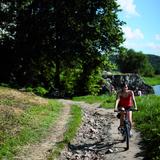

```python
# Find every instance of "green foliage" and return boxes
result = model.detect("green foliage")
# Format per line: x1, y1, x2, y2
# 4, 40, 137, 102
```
117, 49, 155, 76
86, 67, 103, 95
26, 86, 33, 92
60, 66, 83, 95
1, 0, 124, 96
100, 95, 116, 108
142, 75, 160, 86
26, 85, 48, 96
33, 86, 48, 96
134, 95, 160, 160
72, 95, 115, 108
147, 54, 160, 74
73, 94, 115, 108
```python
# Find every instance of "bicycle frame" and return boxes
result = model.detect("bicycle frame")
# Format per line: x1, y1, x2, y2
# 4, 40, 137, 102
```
117, 108, 137, 150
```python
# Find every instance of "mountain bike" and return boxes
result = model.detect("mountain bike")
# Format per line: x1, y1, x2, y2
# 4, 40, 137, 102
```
115, 108, 138, 150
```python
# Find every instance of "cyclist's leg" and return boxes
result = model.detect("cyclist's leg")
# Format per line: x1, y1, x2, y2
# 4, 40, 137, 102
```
118, 107, 125, 128
128, 111, 133, 136
128, 111, 132, 128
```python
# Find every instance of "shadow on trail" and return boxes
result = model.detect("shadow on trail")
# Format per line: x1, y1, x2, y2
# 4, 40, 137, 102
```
134, 141, 146, 160
68, 139, 127, 154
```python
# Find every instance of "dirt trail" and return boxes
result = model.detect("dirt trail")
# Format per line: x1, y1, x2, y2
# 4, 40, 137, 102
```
14, 100, 144, 160
58, 100, 144, 160
14, 103, 71, 160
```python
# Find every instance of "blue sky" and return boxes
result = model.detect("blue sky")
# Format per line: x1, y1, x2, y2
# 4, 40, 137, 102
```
117, 0, 160, 56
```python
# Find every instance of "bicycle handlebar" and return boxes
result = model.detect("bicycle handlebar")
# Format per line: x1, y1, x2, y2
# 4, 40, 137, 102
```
114, 108, 138, 112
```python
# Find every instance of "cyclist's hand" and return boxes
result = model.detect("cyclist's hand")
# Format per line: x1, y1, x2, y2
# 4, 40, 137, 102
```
135, 108, 138, 111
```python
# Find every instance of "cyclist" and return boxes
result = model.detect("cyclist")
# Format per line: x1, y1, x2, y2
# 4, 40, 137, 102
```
114, 83, 138, 134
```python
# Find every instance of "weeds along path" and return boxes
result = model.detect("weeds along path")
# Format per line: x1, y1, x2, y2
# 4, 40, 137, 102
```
58, 100, 144, 160
14, 102, 71, 160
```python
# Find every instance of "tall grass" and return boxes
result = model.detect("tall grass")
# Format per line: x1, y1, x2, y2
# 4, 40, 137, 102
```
142, 75, 160, 86
134, 95, 160, 160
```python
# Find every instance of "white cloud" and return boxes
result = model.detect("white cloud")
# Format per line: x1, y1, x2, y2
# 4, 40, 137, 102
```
155, 34, 160, 40
117, 0, 139, 16
148, 42, 160, 51
122, 26, 144, 40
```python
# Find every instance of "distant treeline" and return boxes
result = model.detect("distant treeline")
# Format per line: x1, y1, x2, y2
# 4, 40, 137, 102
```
110, 49, 160, 76
146, 54, 160, 74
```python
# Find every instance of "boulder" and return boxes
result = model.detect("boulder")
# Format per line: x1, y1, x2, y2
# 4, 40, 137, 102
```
102, 73, 154, 95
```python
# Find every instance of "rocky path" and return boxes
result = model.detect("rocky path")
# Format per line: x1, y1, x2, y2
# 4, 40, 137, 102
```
58, 100, 144, 160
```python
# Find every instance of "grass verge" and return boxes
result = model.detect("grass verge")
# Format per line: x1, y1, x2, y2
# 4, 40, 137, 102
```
73, 94, 115, 109
0, 86, 62, 159
134, 95, 160, 160
48, 104, 82, 159
74, 94, 160, 159
142, 75, 160, 86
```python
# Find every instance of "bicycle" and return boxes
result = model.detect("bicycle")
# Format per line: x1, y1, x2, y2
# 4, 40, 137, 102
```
115, 108, 138, 150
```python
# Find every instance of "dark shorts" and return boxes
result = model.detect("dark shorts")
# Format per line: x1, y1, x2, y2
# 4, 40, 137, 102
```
118, 106, 133, 110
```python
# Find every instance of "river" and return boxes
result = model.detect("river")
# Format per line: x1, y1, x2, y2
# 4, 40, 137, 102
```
153, 85, 160, 95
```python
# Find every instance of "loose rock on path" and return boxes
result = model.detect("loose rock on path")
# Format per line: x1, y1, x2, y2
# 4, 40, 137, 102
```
58, 100, 144, 160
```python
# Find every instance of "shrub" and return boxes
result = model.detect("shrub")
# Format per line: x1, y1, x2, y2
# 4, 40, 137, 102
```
33, 86, 48, 96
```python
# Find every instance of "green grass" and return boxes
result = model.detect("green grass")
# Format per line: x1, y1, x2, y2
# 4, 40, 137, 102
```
73, 94, 116, 108
73, 94, 108, 103
142, 75, 160, 86
134, 95, 160, 160
0, 87, 63, 159
48, 104, 82, 159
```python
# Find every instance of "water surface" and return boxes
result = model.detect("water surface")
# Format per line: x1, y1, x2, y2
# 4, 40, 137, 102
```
153, 85, 160, 95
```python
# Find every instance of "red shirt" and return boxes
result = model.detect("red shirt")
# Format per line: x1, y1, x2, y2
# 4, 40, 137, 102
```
119, 94, 133, 108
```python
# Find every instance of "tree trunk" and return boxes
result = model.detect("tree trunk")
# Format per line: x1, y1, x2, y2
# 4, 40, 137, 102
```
54, 59, 61, 89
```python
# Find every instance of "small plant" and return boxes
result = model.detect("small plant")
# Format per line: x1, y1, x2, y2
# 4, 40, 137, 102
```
26, 86, 33, 92
33, 86, 48, 96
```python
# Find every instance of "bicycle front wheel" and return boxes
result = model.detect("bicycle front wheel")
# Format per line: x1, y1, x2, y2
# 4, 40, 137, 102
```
125, 124, 130, 150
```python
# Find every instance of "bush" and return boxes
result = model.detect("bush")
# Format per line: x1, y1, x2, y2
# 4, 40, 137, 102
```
33, 86, 48, 96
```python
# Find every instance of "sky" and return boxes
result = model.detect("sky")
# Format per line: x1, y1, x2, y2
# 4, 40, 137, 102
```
117, 0, 160, 56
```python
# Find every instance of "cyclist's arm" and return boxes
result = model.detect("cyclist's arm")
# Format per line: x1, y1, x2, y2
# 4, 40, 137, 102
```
114, 93, 120, 111
131, 91, 138, 110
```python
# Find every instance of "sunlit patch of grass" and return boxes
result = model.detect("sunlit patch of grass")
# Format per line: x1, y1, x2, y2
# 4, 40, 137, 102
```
142, 75, 160, 86
134, 95, 160, 159
73, 94, 107, 103
73, 94, 116, 109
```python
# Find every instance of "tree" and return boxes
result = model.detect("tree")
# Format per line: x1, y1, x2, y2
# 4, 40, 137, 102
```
1, 0, 124, 96
117, 49, 155, 76
0, 1, 17, 82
